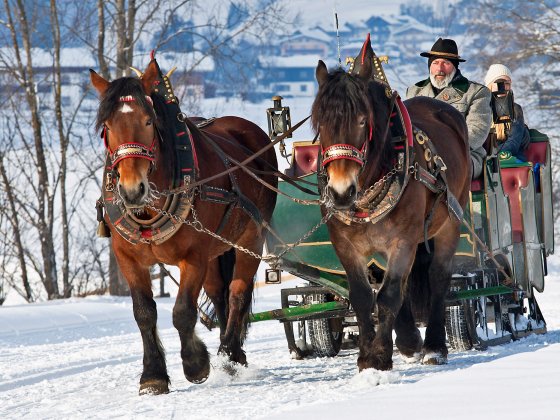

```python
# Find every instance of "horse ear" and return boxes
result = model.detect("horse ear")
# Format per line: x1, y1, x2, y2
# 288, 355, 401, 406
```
353, 34, 374, 80
141, 60, 159, 94
316, 60, 329, 87
89, 69, 110, 95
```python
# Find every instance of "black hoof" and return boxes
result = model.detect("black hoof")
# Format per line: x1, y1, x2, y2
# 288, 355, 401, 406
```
139, 379, 169, 395
422, 351, 448, 365
184, 360, 210, 384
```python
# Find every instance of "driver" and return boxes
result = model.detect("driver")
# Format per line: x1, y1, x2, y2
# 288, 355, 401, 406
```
406, 38, 492, 179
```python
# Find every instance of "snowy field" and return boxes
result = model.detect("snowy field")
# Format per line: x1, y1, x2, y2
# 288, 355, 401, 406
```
1, 255, 560, 419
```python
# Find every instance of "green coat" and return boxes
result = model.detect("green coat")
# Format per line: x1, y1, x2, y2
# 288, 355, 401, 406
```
406, 73, 492, 179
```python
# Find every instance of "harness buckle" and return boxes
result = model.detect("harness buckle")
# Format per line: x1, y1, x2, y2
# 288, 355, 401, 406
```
106, 172, 115, 192
411, 162, 419, 181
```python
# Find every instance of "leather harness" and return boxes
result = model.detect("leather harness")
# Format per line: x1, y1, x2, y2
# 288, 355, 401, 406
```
97, 59, 265, 245
327, 95, 463, 249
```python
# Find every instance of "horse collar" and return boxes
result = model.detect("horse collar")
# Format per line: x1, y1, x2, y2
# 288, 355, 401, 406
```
333, 146, 413, 225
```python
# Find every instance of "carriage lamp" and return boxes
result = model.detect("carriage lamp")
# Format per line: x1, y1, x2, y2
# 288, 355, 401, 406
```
491, 81, 516, 124
265, 268, 282, 284
267, 95, 292, 158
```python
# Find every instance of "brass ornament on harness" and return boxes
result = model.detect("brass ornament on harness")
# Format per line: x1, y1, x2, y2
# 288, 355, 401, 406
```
424, 148, 432, 162
415, 130, 428, 145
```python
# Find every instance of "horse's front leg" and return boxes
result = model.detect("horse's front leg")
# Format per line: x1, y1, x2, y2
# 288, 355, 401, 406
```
173, 260, 210, 383
371, 241, 417, 370
337, 249, 376, 371
116, 252, 169, 395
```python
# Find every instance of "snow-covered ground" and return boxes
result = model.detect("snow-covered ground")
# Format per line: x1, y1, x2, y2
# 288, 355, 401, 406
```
1, 255, 559, 419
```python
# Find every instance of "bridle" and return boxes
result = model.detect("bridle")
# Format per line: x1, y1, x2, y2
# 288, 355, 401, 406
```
319, 90, 398, 183
320, 120, 373, 168
103, 95, 157, 170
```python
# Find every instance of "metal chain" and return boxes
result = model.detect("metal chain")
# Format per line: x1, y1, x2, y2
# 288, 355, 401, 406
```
274, 209, 334, 261
358, 162, 402, 199
145, 201, 334, 263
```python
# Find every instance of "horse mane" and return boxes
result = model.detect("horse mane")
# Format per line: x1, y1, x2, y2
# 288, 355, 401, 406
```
311, 69, 395, 174
95, 77, 157, 132
149, 92, 175, 158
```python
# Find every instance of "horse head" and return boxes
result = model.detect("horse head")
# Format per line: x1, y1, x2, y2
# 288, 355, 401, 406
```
90, 61, 160, 209
312, 35, 380, 210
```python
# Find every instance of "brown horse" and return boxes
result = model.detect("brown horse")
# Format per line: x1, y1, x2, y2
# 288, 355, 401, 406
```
312, 36, 471, 371
90, 60, 277, 394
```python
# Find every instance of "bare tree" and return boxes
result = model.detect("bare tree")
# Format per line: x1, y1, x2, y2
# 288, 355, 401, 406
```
0, 0, 291, 300
0, 0, 61, 299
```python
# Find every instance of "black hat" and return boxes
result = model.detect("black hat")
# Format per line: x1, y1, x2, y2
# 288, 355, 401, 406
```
420, 38, 466, 62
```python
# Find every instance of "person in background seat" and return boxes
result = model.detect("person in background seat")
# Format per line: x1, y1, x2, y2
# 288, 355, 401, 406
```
484, 64, 531, 162
407, 38, 492, 179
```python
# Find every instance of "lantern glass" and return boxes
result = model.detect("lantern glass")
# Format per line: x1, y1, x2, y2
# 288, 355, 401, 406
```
267, 96, 292, 139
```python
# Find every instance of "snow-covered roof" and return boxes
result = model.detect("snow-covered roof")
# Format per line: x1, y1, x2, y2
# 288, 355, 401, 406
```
283, 28, 333, 43
0, 47, 97, 69
0, 48, 214, 73
259, 54, 322, 68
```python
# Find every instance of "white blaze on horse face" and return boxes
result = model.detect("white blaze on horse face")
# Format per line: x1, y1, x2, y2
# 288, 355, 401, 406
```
120, 103, 134, 113
327, 164, 359, 196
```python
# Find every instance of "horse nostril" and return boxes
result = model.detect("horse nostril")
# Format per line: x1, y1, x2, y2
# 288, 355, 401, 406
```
139, 182, 145, 195
348, 184, 356, 198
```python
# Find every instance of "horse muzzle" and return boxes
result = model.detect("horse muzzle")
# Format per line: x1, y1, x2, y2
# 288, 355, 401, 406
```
118, 180, 150, 209
326, 182, 357, 210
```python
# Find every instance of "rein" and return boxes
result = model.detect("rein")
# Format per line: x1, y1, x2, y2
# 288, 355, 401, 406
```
180, 114, 311, 191
184, 120, 323, 206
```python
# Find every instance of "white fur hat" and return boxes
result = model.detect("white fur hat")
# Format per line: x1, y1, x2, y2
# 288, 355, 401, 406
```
484, 64, 512, 87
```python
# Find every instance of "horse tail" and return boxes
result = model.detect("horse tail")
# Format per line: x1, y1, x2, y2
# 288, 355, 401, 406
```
406, 241, 434, 324
218, 248, 254, 342
198, 249, 237, 331
218, 247, 237, 308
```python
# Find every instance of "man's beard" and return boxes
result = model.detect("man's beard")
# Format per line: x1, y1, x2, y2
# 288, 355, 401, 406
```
430, 68, 456, 89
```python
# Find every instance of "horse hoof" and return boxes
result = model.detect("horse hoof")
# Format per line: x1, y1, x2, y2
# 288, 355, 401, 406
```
139, 379, 169, 395
401, 352, 422, 364
185, 363, 210, 384
358, 355, 392, 371
422, 352, 448, 365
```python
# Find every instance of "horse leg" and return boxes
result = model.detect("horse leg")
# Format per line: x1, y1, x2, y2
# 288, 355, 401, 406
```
218, 249, 258, 367
173, 260, 210, 383
116, 256, 169, 395
338, 253, 376, 371
371, 243, 417, 370
394, 243, 433, 361
394, 297, 423, 361
422, 223, 460, 365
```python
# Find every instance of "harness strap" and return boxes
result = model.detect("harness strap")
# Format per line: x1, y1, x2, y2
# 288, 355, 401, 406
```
183, 115, 311, 190
411, 128, 464, 250
201, 132, 265, 232
196, 124, 319, 195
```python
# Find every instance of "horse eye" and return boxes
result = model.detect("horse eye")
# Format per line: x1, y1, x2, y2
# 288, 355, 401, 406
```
146, 119, 153, 126
359, 119, 367, 127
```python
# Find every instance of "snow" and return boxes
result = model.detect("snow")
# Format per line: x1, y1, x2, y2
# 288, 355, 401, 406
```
1, 256, 560, 419
1, 2, 558, 417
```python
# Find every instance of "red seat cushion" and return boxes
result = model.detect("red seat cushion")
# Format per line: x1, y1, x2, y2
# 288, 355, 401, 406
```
525, 142, 547, 165
501, 167, 530, 242
292, 144, 320, 176
470, 179, 483, 192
